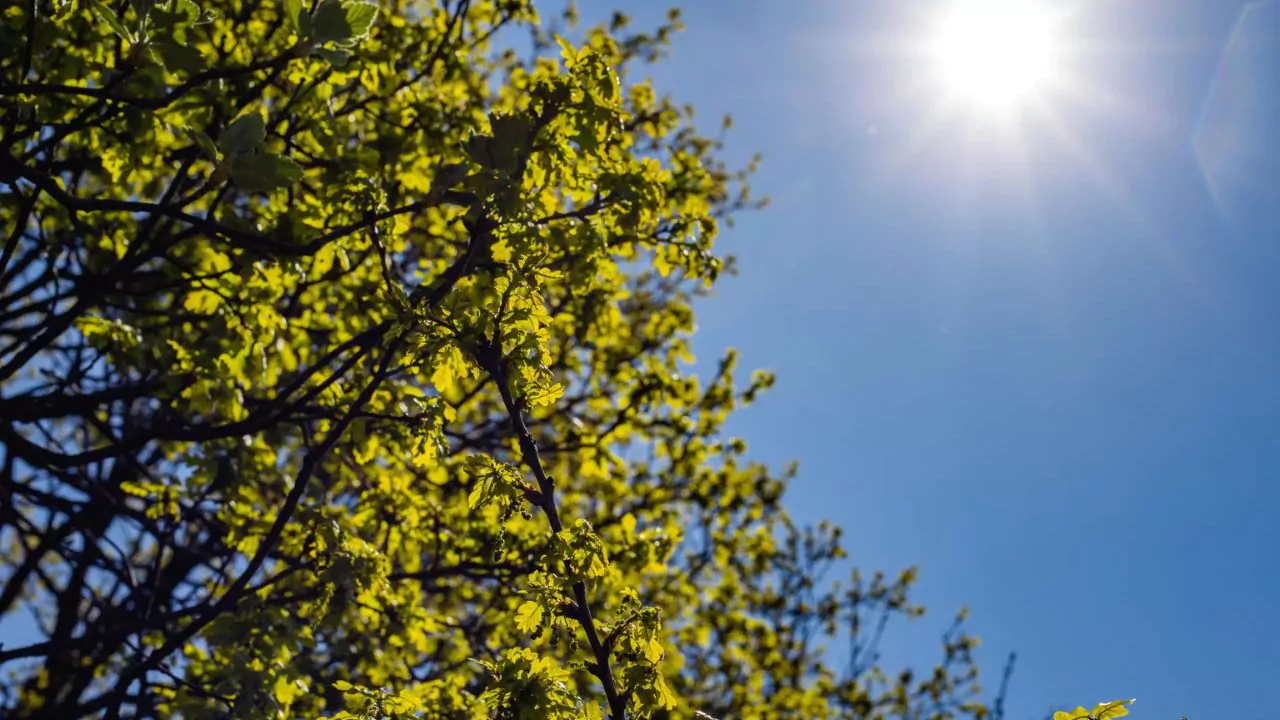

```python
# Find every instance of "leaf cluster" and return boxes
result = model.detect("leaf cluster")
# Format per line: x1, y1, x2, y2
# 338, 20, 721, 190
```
2, 2, 1007, 720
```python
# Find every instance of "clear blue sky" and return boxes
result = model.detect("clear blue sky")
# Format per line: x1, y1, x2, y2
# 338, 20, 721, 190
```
583, 2, 1280, 720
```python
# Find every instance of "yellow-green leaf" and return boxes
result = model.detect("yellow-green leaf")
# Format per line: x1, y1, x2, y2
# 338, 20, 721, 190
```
1093, 700, 1136, 720
515, 601, 544, 633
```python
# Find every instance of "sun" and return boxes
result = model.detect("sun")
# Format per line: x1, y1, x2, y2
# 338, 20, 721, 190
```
929, 0, 1062, 112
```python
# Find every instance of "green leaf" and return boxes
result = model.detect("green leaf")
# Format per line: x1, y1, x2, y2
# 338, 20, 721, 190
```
171, 0, 199, 22
231, 153, 302, 192
219, 113, 266, 156
184, 127, 218, 160
147, 7, 178, 30
514, 601, 543, 633
524, 379, 564, 407
592, 62, 619, 103
487, 113, 533, 170
282, 0, 304, 32
555, 35, 577, 68
119, 480, 151, 497
467, 475, 494, 511
273, 675, 303, 706
463, 455, 523, 511
573, 121, 600, 154
88, 0, 134, 42
332, 680, 353, 692
128, 0, 155, 22
310, 0, 348, 42
1092, 700, 1135, 720
430, 163, 469, 194
341, 1, 377, 40
312, 0, 376, 45
463, 135, 492, 169
148, 0, 199, 30
297, 4, 313, 37
157, 38, 205, 72
311, 47, 351, 67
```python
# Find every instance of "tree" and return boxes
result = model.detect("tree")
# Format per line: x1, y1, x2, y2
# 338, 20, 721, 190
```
1, 1, 1017, 718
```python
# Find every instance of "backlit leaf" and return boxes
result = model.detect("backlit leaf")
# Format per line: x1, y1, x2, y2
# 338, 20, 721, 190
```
88, 0, 134, 41
219, 113, 266, 156
515, 601, 544, 633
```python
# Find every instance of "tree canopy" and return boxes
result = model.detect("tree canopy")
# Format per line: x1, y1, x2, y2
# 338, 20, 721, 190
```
0, 1, 1127, 719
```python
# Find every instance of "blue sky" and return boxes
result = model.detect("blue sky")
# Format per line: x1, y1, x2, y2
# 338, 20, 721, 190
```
4, 4, 1274, 719
582, 2, 1280, 720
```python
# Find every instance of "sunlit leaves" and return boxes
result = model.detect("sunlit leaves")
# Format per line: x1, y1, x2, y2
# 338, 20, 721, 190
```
554, 519, 609, 581
165, 0, 203, 25
621, 662, 677, 717
519, 363, 565, 407
282, 0, 305, 33
325, 680, 434, 720
1095, 700, 1137, 720
0, 2, 1002, 720
465, 455, 526, 512
611, 588, 665, 664
119, 480, 181, 520
515, 601, 545, 634
479, 648, 580, 720
1055, 700, 1137, 720
75, 315, 141, 353
430, 342, 475, 397
88, 0, 134, 42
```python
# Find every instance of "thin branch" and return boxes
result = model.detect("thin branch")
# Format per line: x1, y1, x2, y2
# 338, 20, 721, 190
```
481, 338, 627, 720
993, 652, 1017, 720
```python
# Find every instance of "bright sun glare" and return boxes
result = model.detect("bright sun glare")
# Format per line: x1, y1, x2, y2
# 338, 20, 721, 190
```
930, 0, 1061, 112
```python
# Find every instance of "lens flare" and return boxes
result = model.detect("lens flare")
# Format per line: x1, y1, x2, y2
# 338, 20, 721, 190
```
930, 0, 1062, 112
